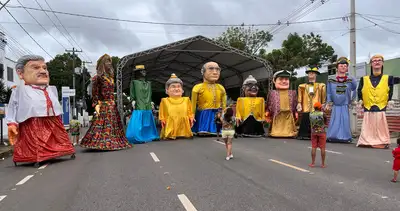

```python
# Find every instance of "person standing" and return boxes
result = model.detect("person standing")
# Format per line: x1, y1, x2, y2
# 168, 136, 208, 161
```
309, 102, 328, 168
221, 107, 235, 160
69, 116, 81, 146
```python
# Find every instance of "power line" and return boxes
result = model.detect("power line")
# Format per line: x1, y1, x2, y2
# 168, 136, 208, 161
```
33, 0, 74, 48
0, 24, 33, 54
3, 7, 53, 58
16, 0, 66, 49
6, 4, 346, 27
42, 0, 92, 62
358, 14, 400, 35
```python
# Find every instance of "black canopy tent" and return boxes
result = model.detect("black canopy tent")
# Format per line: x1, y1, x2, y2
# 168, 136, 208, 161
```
116, 35, 274, 122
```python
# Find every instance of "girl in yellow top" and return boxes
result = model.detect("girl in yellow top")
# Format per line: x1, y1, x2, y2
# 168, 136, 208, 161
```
159, 74, 194, 140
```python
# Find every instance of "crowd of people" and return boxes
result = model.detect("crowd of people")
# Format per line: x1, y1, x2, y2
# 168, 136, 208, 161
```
4, 54, 400, 182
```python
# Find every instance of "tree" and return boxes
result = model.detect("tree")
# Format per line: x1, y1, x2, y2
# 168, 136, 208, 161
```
214, 24, 273, 55
47, 53, 90, 101
262, 32, 336, 72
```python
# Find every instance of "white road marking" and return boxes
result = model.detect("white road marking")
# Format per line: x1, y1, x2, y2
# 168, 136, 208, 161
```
213, 140, 225, 145
150, 152, 160, 162
16, 175, 34, 186
178, 194, 198, 211
269, 159, 310, 173
38, 164, 48, 169
0, 195, 6, 202
307, 147, 343, 155
338, 182, 344, 184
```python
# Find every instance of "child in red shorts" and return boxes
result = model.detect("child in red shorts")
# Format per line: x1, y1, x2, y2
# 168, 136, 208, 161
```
391, 138, 400, 182
308, 102, 327, 168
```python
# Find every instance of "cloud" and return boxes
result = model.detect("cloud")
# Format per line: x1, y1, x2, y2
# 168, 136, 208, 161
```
1, 0, 400, 71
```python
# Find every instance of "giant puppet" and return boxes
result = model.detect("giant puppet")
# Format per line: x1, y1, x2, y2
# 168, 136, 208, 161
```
125, 65, 159, 143
297, 66, 326, 140
357, 55, 400, 149
6, 55, 75, 167
325, 57, 357, 143
265, 70, 298, 138
80, 54, 131, 150
159, 73, 194, 139
235, 75, 265, 137
191, 62, 227, 135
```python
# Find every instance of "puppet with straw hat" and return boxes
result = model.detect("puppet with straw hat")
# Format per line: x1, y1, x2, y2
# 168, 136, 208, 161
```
158, 73, 194, 140
356, 54, 400, 149
296, 65, 326, 140
125, 64, 159, 144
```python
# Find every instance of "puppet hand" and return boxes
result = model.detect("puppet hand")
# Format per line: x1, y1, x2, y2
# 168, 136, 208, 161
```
95, 104, 101, 115
8, 125, 18, 145
161, 120, 166, 128
236, 119, 241, 126
151, 102, 155, 110
132, 101, 136, 109
190, 118, 195, 127
325, 103, 332, 111
358, 100, 363, 106
295, 112, 299, 120
296, 103, 302, 112
265, 112, 271, 123
388, 100, 395, 110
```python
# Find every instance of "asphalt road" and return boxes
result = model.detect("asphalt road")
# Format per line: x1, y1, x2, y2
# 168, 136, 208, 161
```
0, 136, 399, 211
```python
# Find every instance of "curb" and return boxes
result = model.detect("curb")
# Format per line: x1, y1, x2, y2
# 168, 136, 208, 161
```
0, 147, 13, 160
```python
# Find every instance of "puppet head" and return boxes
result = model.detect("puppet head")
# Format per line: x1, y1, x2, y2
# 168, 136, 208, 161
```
305, 66, 320, 83
16, 55, 49, 85
336, 57, 349, 75
201, 62, 220, 83
133, 65, 146, 79
165, 73, 183, 97
96, 54, 113, 77
242, 75, 259, 97
273, 70, 291, 90
370, 54, 384, 76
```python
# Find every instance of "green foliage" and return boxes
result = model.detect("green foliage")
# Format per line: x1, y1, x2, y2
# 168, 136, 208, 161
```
214, 24, 273, 55
262, 32, 336, 72
0, 80, 12, 103
47, 53, 90, 101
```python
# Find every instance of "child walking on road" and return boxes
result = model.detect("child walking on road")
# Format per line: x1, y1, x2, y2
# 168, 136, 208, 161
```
221, 107, 235, 160
391, 138, 400, 182
309, 102, 327, 168
70, 116, 81, 146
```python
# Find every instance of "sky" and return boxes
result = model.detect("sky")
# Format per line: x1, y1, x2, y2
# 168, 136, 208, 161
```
1, 0, 400, 76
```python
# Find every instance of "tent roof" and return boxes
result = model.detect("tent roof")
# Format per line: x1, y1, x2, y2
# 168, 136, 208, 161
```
117, 35, 273, 91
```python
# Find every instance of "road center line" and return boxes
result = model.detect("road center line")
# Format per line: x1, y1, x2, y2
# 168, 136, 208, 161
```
38, 164, 48, 169
269, 159, 310, 173
150, 152, 160, 162
0, 195, 6, 202
213, 140, 225, 145
16, 175, 34, 186
307, 147, 343, 155
177, 194, 198, 211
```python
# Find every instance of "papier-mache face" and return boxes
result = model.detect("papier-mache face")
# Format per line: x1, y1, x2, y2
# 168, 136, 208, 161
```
202, 62, 220, 83
167, 83, 183, 97
18, 59, 49, 85
273, 70, 290, 90
336, 57, 349, 74
244, 83, 259, 97
166, 73, 184, 97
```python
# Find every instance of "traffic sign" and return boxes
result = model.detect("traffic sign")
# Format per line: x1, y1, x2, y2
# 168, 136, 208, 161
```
62, 89, 75, 97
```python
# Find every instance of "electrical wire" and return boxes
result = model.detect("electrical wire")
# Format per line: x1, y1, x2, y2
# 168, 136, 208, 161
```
33, 0, 74, 48
16, 0, 66, 49
358, 14, 400, 35
42, 0, 92, 62
2, 8, 52, 58
0, 24, 33, 54
5, 4, 345, 27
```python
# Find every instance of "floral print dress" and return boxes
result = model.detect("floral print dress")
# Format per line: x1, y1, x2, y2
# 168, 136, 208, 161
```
80, 75, 132, 150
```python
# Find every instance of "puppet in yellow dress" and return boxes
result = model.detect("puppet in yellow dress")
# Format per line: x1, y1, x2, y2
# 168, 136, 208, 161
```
235, 75, 265, 137
191, 62, 226, 135
159, 74, 194, 139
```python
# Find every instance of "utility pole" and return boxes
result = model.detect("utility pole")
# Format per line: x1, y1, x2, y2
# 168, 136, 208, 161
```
81, 61, 92, 115
66, 47, 82, 118
350, 0, 356, 76
349, 0, 358, 135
